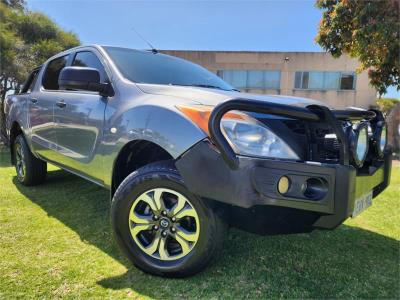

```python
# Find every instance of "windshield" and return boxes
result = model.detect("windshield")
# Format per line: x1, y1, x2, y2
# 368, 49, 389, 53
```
104, 46, 234, 91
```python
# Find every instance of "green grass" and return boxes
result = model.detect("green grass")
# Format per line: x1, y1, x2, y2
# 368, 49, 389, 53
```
0, 147, 399, 299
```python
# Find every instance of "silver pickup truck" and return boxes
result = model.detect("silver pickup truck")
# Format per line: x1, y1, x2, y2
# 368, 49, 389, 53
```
4, 45, 392, 277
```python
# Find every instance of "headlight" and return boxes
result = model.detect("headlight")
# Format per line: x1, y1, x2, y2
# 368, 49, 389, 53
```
221, 118, 299, 159
350, 122, 369, 167
373, 121, 387, 157
177, 104, 299, 160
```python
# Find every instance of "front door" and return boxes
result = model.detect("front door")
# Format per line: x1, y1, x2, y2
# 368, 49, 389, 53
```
53, 50, 110, 183
29, 55, 70, 161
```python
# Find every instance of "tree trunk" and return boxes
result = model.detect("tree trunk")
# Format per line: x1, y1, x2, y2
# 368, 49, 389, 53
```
0, 77, 10, 147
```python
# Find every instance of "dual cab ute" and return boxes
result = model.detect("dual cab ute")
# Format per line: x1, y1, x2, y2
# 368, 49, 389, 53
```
5, 45, 392, 277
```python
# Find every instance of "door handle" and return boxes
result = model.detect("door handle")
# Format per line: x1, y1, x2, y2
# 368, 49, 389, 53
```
30, 98, 38, 104
56, 100, 66, 108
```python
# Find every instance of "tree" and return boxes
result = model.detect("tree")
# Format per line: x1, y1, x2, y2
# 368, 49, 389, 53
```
316, 0, 400, 95
0, 2, 80, 144
376, 97, 399, 114
1, 0, 25, 10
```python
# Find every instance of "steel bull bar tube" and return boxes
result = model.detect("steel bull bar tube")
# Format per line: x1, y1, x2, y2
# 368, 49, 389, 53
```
208, 98, 376, 169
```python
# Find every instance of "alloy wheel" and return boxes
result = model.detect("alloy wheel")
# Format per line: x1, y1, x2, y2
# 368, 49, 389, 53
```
128, 188, 200, 260
15, 143, 26, 180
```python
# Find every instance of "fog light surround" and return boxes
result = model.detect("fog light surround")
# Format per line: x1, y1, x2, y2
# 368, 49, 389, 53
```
350, 122, 370, 168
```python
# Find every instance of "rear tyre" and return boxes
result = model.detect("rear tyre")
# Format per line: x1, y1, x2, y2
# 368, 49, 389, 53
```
111, 161, 227, 277
13, 134, 47, 186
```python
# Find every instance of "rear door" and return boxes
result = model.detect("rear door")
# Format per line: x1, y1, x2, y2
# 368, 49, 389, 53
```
29, 55, 70, 161
11, 68, 40, 149
52, 49, 109, 183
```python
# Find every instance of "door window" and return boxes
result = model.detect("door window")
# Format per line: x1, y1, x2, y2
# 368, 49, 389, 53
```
20, 68, 40, 93
72, 51, 108, 82
42, 55, 70, 90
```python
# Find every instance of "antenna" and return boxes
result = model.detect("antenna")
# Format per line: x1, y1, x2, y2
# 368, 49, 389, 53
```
131, 26, 158, 54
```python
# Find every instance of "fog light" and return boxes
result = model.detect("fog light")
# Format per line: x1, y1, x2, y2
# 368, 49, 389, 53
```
350, 122, 369, 167
278, 176, 290, 194
373, 121, 387, 157
379, 125, 387, 152
304, 178, 328, 200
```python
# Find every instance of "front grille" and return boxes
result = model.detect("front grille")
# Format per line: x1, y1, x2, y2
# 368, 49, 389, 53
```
284, 121, 306, 135
260, 117, 376, 168
282, 119, 342, 163
319, 135, 341, 162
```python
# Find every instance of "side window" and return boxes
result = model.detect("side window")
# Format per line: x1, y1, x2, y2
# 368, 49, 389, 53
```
20, 69, 40, 94
42, 55, 70, 90
72, 51, 108, 82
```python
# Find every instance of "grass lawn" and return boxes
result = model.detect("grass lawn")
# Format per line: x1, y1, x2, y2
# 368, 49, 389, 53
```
0, 147, 399, 299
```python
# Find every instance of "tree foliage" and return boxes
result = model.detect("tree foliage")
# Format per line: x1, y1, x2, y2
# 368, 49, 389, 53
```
0, 2, 80, 143
0, 3, 80, 95
376, 97, 399, 114
1, 0, 25, 10
316, 0, 400, 95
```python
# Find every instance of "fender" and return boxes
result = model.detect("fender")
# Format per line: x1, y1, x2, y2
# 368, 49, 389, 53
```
5, 94, 35, 152
100, 96, 207, 188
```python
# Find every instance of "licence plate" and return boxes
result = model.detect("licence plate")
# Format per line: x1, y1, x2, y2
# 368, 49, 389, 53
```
352, 191, 373, 217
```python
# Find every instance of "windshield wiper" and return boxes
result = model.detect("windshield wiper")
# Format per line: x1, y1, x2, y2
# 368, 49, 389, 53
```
190, 84, 225, 90
169, 83, 236, 91
190, 84, 240, 92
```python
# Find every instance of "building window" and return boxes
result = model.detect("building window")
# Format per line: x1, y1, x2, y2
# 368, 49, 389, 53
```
218, 70, 281, 90
294, 71, 355, 90
340, 72, 355, 90
223, 70, 247, 89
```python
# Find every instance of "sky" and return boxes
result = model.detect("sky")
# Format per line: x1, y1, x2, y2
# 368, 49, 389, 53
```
27, 0, 399, 98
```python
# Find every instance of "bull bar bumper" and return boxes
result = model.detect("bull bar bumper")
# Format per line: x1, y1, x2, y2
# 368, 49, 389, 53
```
175, 99, 392, 229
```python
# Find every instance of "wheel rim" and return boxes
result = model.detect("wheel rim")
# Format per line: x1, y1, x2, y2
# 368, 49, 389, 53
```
128, 188, 200, 261
15, 143, 25, 179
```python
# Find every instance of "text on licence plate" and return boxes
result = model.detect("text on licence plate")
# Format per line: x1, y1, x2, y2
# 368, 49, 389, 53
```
352, 191, 373, 217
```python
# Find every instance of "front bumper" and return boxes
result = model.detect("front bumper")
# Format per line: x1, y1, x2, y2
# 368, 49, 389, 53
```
176, 141, 392, 229
176, 98, 392, 230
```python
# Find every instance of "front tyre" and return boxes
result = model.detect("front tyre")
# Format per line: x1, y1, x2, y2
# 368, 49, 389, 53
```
13, 134, 47, 186
111, 161, 226, 277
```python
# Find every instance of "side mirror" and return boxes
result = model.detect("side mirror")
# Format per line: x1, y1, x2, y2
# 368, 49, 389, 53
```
58, 67, 112, 96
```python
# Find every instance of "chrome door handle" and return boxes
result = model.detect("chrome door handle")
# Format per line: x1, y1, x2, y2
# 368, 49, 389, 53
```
56, 100, 66, 108
30, 98, 38, 104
